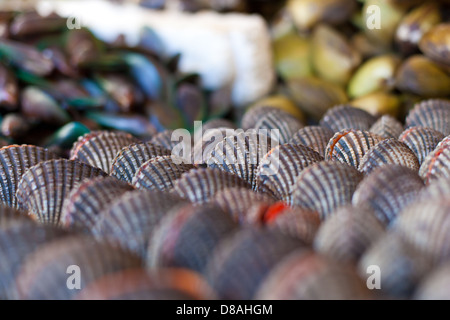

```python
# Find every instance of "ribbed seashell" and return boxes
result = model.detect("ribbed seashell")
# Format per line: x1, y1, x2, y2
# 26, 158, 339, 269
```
291, 162, 364, 220
241, 106, 287, 131
399, 126, 445, 166
419, 136, 450, 184
256, 251, 371, 300
418, 177, 450, 201
75, 268, 216, 300
60, 176, 135, 233
194, 119, 236, 142
358, 139, 420, 174
132, 155, 194, 191
173, 168, 251, 203
359, 232, 433, 298
415, 263, 450, 300
110, 142, 171, 183
369, 115, 404, 139
289, 126, 334, 157
266, 207, 321, 245
314, 205, 385, 263
320, 105, 377, 132
0, 223, 69, 299
394, 199, 450, 264
92, 190, 188, 258
147, 203, 238, 273
205, 228, 305, 300
16, 159, 108, 225
69, 131, 103, 158
150, 130, 179, 150
0, 204, 33, 230
192, 127, 232, 165
0, 145, 59, 208
207, 131, 275, 189
353, 165, 424, 225
15, 236, 142, 300
325, 129, 385, 168
70, 131, 140, 173
256, 144, 323, 202
405, 99, 450, 136
253, 110, 304, 144
212, 187, 276, 224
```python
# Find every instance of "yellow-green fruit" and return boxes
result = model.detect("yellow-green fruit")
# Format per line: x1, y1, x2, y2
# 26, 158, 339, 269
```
419, 23, 450, 67
250, 95, 306, 123
350, 91, 402, 117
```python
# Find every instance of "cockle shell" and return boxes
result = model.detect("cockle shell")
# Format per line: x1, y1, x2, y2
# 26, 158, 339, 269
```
419, 136, 450, 184
320, 105, 377, 132
150, 130, 178, 150
0, 145, 59, 208
289, 126, 334, 157
194, 119, 236, 143
399, 126, 445, 165
369, 115, 404, 139
405, 99, 450, 136
417, 177, 450, 201
16, 159, 108, 225
253, 109, 304, 144
241, 106, 288, 131
110, 142, 171, 183
192, 127, 232, 165
415, 263, 450, 300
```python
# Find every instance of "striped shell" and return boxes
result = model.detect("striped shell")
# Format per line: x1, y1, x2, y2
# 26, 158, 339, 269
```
110, 142, 171, 183
60, 176, 135, 232
150, 130, 178, 150
147, 203, 238, 273
132, 155, 194, 191
320, 105, 377, 132
405, 99, 450, 136
291, 162, 364, 219
325, 129, 385, 168
205, 228, 305, 300
399, 127, 445, 166
369, 115, 404, 139
256, 251, 371, 300
16, 159, 108, 225
192, 127, 232, 165
415, 263, 450, 300
418, 177, 450, 201
0, 145, 59, 208
92, 190, 188, 258
289, 126, 334, 157
15, 236, 142, 300
256, 144, 323, 201
419, 136, 450, 184
173, 168, 251, 203
241, 106, 286, 130
314, 205, 385, 263
195, 118, 236, 141
70, 131, 140, 173
253, 110, 303, 144
358, 139, 420, 174
352, 165, 424, 225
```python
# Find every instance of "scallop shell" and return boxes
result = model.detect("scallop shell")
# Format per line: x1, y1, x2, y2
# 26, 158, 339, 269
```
132, 155, 194, 191
16, 159, 108, 225
313, 205, 385, 263
419, 136, 450, 184
415, 263, 450, 300
110, 142, 171, 183
358, 139, 420, 174
60, 176, 135, 233
150, 129, 192, 154
256, 144, 323, 202
399, 126, 445, 165
291, 162, 364, 220
253, 110, 304, 144
256, 251, 371, 300
241, 106, 287, 130
320, 105, 377, 132
0, 145, 59, 208
192, 127, 232, 165
405, 99, 450, 136
173, 168, 251, 203
289, 126, 334, 157
70, 131, 140, 173
325, 129, 385, 168
352, 165, 424, 225
147, 203, 238, 273
369, 115, 404, 139
204, 228, 305, 300
15, 235, 143, 300
92, 190, 188, 258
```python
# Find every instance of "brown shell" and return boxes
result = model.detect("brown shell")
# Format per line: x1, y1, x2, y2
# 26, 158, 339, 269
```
399, 126, 445, 165
149, 130, 178, 150
325, 129, 385, 168
289, 126, 334, 157
419, 136, 450, 184
70, 131, 140, 173
147, 203, 238, 273
60, 176, 135, 233
313, 205, 385, 263
110, 142, 171, 183
353, 165, 424, 225
15, 236, 143, 300
369, 115, 404, 139
418, 177, 450, 201
173, 168, 251, 203
241, 106, 286, 130
204, 228, 305, 300
358, 139, 420, 174
253, 110, 304, 144
0, 204, 33, 230
0, 145, 59, 208
415, 263, 450, 300
320, 105, 377, 132
132, 155, 194, 191
16, 159, 108, 225
256, 144, 323, 202
291, 162, 364, 220
405, 99, 450, 136
192, 127, 232, 165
